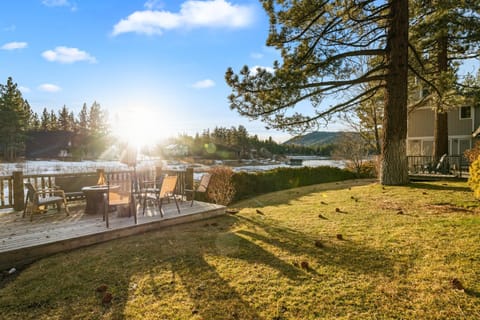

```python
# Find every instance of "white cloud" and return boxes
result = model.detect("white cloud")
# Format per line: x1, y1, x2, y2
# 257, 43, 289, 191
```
250, 52, 263, 59
38, 84, 61, 92
42, 46, 97, 64
144, 0, 164, 10
19, 86, 31, 93
1, 42, 28, 50
112, 0, 255, 36
42, 0, 77, 11
42, 0, 68, 6
251, 65, 274, 75
192, 79, 215, 89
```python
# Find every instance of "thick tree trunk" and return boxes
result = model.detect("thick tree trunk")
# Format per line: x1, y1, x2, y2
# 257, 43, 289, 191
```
433, 35, 449, 160
433, 109, 448, 159
380, 0, 409, 185
372, 105, 381, 155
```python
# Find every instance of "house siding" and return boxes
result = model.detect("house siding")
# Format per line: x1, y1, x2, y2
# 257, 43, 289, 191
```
449, 107, 474, 135
407, 108, 434, 137
407, 106, 478, 156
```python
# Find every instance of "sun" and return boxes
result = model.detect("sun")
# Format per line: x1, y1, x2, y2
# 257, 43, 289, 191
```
112, 107, 164, 148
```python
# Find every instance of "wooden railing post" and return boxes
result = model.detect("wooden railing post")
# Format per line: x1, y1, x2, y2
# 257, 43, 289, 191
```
13, 171, 25, 211
185, 167, 194, 201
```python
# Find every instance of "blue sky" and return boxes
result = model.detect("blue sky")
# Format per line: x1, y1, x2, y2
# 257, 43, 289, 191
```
1, 0, 314, 143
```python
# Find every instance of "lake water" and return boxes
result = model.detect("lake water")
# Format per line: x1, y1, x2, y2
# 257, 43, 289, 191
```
0, 158, 345, 176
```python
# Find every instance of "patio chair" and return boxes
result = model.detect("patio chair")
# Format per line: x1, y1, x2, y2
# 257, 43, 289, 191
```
185, 173, 211, 206
23, 182, 70, 221
142, 175, 180, 217
103, 179, 137, 228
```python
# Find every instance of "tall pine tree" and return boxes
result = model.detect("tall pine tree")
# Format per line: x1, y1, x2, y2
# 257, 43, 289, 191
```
0, 77, 28, 161
409, 0, 480, 159
226, 0, 409, 185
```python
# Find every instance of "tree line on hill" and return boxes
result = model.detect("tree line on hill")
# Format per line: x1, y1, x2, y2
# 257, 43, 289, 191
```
162, 126, 334, 160
0, 77, 110, 161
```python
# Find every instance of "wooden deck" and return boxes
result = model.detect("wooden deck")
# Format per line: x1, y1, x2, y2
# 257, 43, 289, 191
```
0, 200, 226, 270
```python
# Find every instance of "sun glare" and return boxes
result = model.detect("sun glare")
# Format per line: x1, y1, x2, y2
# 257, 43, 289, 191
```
113, 107, 165, 148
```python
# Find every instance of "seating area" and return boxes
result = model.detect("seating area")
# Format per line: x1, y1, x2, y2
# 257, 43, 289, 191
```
23, 182, 70, 221
18, 169, 214, 226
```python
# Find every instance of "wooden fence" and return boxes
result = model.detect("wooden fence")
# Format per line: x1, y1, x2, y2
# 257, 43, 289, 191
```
0, 167, 194, 211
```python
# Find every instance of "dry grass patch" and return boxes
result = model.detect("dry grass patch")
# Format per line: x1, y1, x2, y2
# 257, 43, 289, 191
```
0, 179, 479, 319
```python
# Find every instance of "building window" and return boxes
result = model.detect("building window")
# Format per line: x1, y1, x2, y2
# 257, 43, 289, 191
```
460, 106, 472, 119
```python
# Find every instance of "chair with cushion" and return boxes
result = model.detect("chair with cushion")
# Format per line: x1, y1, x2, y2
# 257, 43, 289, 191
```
185, 173, 211, 206
23, 182, 70, 221
142, 175, 180, 217
103, 179, 137, 228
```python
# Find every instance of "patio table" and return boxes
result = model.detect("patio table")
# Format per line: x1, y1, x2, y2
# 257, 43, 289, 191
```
82, 185, 119, 214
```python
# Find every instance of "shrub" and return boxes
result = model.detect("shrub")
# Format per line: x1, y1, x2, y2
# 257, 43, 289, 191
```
232, 166, 358, 201
468, 156, 480, 199
206, 166, 236, 205
344, 159, 378, 178
464, 141, 480, 163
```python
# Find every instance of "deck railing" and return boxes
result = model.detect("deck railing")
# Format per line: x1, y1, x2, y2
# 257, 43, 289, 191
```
407, 155, 470, 177
0, 167, 193, 211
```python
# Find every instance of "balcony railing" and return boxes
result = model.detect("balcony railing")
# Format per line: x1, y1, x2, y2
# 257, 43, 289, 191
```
407, 155, 470, 177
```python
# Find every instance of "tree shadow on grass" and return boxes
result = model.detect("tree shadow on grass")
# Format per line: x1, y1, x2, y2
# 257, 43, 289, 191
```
1, 213, 397, 320
465, 289, 480, 298
233, 179, 376, 208
56, 215, 300, 319
237, 215, 396, 277
408, 182, 471, 192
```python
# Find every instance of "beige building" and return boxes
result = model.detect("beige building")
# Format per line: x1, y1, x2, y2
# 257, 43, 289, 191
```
407, 105, 478, 156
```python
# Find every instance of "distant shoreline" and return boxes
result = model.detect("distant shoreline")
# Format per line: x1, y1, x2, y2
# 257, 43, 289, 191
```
0, 157, 345, 176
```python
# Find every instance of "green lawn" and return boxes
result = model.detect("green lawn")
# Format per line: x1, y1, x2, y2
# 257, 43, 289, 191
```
1, 179, 479, 319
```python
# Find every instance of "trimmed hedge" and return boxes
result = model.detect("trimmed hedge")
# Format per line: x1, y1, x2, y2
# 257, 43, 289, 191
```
231, 166, 358, 201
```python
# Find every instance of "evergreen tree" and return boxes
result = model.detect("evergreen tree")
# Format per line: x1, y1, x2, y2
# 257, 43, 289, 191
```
58, 105, 72, 131
0, 77, 28, 161
23, 100, 35, 131
226, 0, 409, 185
49, 110, 59, 130
68, 111, 76, 132
409, 0, 480, 159
77, 103, 89, 135
88, 101, 109, 136
87, 101, 109, 157
40, 108, 50, 131
30, 112, 41, 131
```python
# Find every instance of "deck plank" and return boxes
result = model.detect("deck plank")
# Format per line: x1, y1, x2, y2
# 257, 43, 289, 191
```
0, 200, 225, 270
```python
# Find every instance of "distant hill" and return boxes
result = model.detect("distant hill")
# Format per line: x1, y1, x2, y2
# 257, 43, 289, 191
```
283, 131, 342, 147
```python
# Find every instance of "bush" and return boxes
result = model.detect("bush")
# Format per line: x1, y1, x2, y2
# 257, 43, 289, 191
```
464, 141, 480, 163
468, 156, 480, 199
232, 166, 358, 201
344, 159, 378, 178
206, 166, 236, 205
